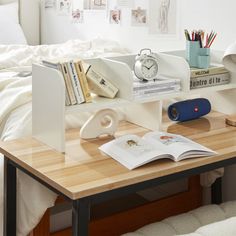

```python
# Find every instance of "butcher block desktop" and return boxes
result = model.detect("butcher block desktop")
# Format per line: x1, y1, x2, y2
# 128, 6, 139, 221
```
1, 111, 236, 236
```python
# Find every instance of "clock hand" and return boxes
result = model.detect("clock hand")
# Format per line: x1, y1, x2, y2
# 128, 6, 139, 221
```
147, 63, 154, 70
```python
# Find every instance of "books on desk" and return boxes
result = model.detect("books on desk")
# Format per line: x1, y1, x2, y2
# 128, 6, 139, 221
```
190, 64, 230, 89
99, 131, 216, 170
133, 74, 181, 99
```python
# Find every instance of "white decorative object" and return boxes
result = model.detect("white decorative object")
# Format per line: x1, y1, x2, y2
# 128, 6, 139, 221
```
80, 109, 119, 139
223, 42, 236, 72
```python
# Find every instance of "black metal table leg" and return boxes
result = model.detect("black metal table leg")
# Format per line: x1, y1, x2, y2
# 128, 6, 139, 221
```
4, 157, 17, 236
72, 198, 90, 236
211, 177, 222, 204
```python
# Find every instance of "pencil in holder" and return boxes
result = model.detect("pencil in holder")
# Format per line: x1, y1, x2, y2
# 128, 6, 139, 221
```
198, 48, 210, 69
185, 41, 211, 69
186, 40, 200, 68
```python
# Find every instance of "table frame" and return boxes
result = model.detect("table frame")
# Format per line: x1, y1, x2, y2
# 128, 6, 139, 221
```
4, 154, 234, 236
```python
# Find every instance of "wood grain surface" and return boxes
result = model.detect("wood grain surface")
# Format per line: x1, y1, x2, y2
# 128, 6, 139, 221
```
225, 114, 236, 127
0, 111, 235, 200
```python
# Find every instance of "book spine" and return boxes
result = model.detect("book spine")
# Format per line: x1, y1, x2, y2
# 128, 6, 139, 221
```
56, 64, 70, 106
133, 85, 180, 96
86, 67, 118, 99
191, 67, 228, 78
67, 61, 85, 104
65, 92, 70, 106
133, 82, 179, 91
61, 63, 77, 105
74, 61, 92, 103
43, 62, 72, 105
42, 61, 58, 69
190, 73, 230, 89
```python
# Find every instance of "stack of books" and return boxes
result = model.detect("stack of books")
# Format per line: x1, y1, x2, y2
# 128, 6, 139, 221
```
190, 64, 230, 89
133, 74, 181, 99
42, 60, 119, 105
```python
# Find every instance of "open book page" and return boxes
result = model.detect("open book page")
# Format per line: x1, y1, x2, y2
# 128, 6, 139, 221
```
99, 134, 172, 170
143, 131, 216, 161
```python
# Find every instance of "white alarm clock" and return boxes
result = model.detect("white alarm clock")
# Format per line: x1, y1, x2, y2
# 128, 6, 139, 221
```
134, 48, 159, 81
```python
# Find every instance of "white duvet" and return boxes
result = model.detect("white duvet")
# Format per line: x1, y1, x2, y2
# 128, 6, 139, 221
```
0, 38, 128, 236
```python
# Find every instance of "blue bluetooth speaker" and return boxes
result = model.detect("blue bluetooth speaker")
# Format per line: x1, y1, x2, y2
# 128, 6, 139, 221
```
168, 98, 211, 122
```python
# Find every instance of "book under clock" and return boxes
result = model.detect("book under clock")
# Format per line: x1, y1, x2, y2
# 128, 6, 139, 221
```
132, 73, 181, 98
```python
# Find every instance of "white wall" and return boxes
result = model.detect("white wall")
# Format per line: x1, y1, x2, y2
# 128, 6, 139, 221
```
41, 0, 236, 52
41, 0, 236, 201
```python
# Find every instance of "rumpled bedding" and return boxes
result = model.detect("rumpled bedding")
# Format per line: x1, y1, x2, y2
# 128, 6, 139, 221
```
0, 38, 129, 236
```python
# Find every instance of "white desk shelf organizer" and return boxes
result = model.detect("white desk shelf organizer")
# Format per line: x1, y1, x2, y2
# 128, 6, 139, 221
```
32, 51, 235, 152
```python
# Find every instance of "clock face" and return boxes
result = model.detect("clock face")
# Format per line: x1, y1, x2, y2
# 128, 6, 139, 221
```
141, 58, 158, 80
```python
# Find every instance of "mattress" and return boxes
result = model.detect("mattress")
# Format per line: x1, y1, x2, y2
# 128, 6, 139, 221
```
122, 201, 236, 236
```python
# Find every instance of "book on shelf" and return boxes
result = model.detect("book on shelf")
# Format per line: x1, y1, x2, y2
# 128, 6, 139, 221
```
74, 61, 92, 103
99, 131, 216, 170
67, 61, 85, 104
190, 72, 230, 89
42, 59, 91, 105
134, 86, 181, 99
85, 65, 119, 99
61, 63, 77, 105
41, 60, 74, 105
190, 64, 229, 78
133, 74, 181, 98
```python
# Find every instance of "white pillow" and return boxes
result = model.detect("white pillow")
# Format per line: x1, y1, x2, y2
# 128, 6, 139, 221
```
0, 2, 19, 23
0, 20, 27, 45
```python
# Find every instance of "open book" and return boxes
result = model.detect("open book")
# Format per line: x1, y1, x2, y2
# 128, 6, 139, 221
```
99, 131, 216, 170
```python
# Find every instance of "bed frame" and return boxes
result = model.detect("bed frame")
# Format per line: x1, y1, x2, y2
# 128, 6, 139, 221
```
0, 0, 40, 45
30, 175, 202, 236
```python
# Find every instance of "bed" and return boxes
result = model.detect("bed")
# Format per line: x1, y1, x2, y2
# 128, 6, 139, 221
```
0, 1, 221, 236
122, 201, 236, 236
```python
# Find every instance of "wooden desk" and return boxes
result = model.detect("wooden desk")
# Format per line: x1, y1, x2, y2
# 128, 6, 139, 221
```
1, 111, 236, 236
